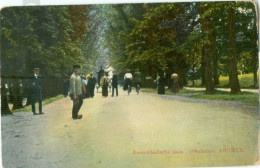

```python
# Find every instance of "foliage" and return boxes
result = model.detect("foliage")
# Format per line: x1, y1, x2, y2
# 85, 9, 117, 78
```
0, 6, 88, 113
187, 73, 259, 89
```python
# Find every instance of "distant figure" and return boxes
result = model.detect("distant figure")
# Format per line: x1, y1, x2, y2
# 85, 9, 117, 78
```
97, 67, 104, 87
112, 70, 118, 97
63, 75, 70, 97
69, 65, 83, 120
171, 73, 180, 93
108, 76, 112, 92
81, 75, 88, 98
157, 72, 165, 95
29, 68, 43, 115
88, 74, 96, 98
85, 74, 91, 98
124, 69, 133, 94
100, 72, 108, 97
134, 69, 142, 94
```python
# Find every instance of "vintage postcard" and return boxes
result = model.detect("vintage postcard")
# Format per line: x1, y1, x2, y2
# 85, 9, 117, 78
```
0, 0, 259, 167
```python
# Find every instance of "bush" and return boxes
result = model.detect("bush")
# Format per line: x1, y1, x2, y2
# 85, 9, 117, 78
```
186, 73, 259, 89
238, 73, 259, 88
218, 73, 259, 89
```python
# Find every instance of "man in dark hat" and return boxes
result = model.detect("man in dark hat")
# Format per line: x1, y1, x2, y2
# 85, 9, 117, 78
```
29, 68, 43, 115
69, 65, 83, 119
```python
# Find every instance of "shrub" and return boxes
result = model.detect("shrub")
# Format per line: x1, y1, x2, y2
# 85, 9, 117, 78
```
187, 73, 259, 89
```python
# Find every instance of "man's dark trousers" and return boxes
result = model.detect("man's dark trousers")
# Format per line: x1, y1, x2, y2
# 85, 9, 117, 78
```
112, 85, 118, 96
72, 96, 83, 118
31, 91, 42, 114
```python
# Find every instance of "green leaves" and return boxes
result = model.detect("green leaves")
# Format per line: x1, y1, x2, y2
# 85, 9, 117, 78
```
0, 6, 86, 78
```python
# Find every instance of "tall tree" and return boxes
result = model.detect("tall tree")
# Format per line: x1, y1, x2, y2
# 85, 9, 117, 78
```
250, 5, 258, 88
1, 6, 87, 111
227, 2, 241, 94
199, 3, 214, 94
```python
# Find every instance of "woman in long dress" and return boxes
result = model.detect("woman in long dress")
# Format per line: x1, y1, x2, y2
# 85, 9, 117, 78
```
157, 73, 165, 95
100, 72, 108, 97
171, 73, 180, 93
85, 74, 91, 98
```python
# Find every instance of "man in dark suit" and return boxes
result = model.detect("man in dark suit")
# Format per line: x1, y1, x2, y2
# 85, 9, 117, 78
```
29, 68, 44, 115
112, 70, 118, 97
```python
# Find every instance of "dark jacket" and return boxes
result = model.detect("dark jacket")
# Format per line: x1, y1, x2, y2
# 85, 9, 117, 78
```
112, 74, 118, 86
29, 75, 42, 93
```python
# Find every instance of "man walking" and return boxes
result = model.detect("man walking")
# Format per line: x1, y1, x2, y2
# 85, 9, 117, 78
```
112, 70, 118, 97
70, 65, 83, 120
29, 68, 43, 115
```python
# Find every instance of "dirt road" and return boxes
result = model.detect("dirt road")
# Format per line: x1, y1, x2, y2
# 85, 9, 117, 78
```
1, 88, 259, 168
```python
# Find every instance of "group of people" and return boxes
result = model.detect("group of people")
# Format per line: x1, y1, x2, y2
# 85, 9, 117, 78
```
29, 64, 179, 120
69, 65, 143, 119
81, 74, 96, 99
155, 72, 180, 95
99, 70, 119, 97
123, 69, 142, 94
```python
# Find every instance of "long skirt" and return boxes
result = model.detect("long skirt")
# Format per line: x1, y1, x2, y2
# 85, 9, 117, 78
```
102, 85, 108, 97
171, 80, 180, 93
158, 84, 165, 94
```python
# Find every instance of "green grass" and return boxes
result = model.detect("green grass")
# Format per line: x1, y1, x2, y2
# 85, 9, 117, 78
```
142, 88, 259, 106
187, 73, 259, 89
13, 94, 64, 112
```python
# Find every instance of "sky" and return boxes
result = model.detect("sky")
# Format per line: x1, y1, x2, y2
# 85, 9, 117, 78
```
0, 0, 254, 9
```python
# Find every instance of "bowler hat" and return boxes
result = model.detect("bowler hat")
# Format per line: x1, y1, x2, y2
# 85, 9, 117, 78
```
33, 68, 40, 71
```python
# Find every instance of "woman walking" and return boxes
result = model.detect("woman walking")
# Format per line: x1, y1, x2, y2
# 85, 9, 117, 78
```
171, 73, 180, 93
100, 72, 109, 97
157, 72, 165, 95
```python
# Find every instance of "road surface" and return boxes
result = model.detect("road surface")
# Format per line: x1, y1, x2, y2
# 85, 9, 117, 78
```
1, 88, 259, 168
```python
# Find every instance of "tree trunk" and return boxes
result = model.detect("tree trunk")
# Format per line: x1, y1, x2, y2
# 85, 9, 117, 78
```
211, 3, 219, 86
200, 46, 206, 86
175, 53, 187, 89
227, 3, 241, 94
1, 79, 12, 115
251, 14, 258, 88
192, 66, 195, 87
25, 79, 31, 106
204, 48, 214, 94
199, 3, 214, 94
25, 53, 32, 106
253, 71, 257, 88
12, 79, 23, 110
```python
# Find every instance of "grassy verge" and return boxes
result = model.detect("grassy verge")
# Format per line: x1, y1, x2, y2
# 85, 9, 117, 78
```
141, 88, 259, 106
13, 94, 64, 112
